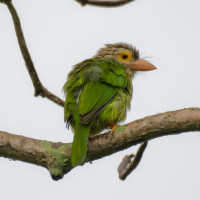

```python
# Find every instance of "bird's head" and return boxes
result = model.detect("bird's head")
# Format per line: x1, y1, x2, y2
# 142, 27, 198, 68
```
95, 43, 156, 76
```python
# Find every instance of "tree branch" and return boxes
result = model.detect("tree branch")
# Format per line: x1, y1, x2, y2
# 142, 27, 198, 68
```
2, 0, 64, 107
76, 0, 135, 7
0, 108, 200, 180
118, 141, 148, 180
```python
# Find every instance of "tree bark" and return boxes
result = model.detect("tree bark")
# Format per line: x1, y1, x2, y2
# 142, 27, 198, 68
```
0, 108, 200, 180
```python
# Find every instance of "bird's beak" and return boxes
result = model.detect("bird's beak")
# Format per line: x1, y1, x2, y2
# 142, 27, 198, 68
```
128, 59, 157, 71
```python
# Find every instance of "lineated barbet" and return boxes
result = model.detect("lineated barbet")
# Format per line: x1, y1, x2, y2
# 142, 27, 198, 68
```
63, 43, 156, 167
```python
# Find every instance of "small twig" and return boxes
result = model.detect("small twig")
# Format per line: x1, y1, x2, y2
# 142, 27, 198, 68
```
4, 1, 64, 107
118, 141, 148, 180
117, 153, 135, 174
76, 0, 134, 7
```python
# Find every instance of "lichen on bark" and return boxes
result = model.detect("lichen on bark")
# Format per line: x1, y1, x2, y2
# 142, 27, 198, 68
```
42, 141, 72, 180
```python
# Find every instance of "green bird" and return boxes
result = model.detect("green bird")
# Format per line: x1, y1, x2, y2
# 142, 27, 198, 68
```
63, 43, 156, 167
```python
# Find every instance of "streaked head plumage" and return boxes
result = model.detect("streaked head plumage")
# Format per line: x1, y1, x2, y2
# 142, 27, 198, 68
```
94, 43, 156, 74
95, 43, 139, 63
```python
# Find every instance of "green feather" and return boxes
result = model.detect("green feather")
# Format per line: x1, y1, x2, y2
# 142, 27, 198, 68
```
63, 57, 133, 166
78, 81, 118, 116
71, 113, 92, 167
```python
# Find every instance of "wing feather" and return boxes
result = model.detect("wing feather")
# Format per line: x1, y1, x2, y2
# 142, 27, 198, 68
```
78, 82, 118, 124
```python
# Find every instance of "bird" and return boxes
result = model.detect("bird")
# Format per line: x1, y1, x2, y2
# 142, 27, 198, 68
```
63, 43, 156, 167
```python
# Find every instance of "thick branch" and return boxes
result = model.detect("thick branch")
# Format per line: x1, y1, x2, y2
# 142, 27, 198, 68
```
3, 1, 64, 107
76, 0, 134, 7
0, 108, 200, 180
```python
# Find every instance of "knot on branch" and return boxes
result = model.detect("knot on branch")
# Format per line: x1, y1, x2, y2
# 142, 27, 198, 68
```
34, 87, 46, 97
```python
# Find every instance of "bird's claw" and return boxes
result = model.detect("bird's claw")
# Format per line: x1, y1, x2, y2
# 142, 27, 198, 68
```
109, 123, 120, 133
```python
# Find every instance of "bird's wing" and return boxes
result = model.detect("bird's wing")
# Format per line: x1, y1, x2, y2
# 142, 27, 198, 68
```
78, 81, 118, 124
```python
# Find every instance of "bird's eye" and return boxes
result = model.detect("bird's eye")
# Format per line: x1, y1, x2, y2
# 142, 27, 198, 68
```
122, 54, 128, 59
118, 51, 132, 62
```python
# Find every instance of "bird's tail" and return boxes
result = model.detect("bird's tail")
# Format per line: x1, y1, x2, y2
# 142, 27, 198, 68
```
71, 118, 91, 167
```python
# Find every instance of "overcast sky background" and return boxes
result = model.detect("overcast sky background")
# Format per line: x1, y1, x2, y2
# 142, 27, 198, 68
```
0, 0, 200, 199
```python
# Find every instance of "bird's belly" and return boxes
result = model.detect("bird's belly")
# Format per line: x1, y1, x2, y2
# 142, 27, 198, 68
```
90, 94, 129, 136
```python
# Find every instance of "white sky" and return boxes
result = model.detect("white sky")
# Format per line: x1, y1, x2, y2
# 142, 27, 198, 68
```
0, 0, 200, 199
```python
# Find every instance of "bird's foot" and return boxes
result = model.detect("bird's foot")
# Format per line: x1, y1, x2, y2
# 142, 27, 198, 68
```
109, 123, 120, 133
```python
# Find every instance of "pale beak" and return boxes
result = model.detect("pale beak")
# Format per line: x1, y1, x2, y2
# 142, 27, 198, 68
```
128, 59, 157, 71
